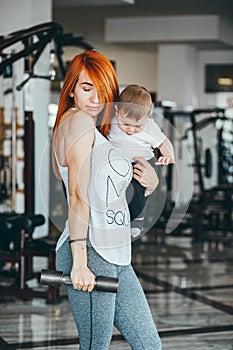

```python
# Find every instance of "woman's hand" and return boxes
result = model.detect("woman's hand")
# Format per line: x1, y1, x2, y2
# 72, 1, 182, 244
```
132, 157, 159, 197
71, 264, 96, 292
70, 242, 96, 292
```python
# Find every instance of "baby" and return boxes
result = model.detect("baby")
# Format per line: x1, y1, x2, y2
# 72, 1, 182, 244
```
108, 84, 175, 237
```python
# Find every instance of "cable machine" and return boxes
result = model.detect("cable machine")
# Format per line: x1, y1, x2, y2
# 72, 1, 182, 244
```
0, 21, 93, 302
155, 106, 233, 247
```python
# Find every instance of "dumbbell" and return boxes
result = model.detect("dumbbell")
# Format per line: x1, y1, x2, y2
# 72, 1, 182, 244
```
40, 269, 118, 293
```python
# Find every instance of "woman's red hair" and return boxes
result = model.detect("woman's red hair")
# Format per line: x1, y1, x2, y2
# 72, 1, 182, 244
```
53, 50, 119, 136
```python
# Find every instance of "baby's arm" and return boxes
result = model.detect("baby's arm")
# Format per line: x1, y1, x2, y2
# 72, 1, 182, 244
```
156, 138, 175, 165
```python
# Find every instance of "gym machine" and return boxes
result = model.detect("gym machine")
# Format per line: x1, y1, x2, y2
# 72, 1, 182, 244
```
153, 107, 232, 246
0, 22, 94, 302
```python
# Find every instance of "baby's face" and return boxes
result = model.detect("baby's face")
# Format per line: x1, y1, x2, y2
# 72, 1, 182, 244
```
116, 111, 148, 135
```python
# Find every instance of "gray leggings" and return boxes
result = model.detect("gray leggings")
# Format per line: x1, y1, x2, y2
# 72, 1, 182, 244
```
56, 239, 162, 350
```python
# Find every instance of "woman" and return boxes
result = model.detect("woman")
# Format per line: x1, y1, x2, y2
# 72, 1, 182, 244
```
52, 50, 162, 349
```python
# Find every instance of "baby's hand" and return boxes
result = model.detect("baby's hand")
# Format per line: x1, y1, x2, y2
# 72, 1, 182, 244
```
155, 156, 175, 166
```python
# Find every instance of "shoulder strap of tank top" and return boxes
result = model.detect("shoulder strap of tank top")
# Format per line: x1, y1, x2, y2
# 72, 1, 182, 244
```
54, 148, 62, 168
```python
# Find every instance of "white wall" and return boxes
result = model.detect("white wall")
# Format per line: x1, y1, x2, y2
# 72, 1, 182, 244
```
57, 37, 158, 92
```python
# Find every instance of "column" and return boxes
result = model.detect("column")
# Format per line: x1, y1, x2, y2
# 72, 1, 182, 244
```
157, 44, 198, 108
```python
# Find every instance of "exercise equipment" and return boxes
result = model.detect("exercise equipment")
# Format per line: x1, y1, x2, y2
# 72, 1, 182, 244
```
0, 21, 94, 87
153, 106, 232, 246
0, 213, 61, 303
40, 269, 119, 293
0, 213, 57, 300
0, 23, 94, 303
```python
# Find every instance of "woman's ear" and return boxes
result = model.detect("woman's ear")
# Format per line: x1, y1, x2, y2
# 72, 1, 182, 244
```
70, 92, 74, 98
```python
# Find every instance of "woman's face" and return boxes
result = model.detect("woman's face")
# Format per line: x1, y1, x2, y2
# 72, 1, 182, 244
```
71, 69, 104, 118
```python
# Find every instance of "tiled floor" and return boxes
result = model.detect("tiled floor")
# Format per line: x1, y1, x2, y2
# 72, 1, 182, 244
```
1, 232, 233, 349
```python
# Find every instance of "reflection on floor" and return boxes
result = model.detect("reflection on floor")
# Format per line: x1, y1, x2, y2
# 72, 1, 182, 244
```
1, 232, 233, 349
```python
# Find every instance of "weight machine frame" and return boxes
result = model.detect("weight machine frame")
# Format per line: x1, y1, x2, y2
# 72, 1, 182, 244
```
0, 21, 94, 302
158, 107, 232, 244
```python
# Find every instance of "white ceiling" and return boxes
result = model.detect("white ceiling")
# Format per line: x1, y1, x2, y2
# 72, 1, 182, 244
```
53, 0, 134, 7
53, 0, 233, 50
53, 0, 233, 20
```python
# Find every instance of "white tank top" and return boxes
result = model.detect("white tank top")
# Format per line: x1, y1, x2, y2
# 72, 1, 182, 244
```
55, 128, 133, 265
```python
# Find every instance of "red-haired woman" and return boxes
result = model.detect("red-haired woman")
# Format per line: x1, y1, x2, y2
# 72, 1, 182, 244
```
53, 50, 161, 349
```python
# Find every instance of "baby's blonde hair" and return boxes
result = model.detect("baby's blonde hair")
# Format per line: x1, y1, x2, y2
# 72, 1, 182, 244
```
118, 84, 152, 121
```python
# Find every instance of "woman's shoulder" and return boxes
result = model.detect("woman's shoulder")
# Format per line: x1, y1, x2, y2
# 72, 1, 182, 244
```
69, 110, 94, 128
62, 110, 95, 138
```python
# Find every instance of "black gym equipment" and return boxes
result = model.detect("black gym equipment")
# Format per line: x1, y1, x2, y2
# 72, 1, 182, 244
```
0, 22, 94, 302
0, 22, 62, 93
154, 106, 232, 246
0, 22, 94, 87
40, 269, 119, 293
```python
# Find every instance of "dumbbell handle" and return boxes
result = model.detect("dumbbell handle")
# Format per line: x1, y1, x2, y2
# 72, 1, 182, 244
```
40, 269, 118, 293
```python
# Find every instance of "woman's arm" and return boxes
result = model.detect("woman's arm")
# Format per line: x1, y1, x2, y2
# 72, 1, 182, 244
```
65, 113, 96, 292
132, 157, 159, 197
